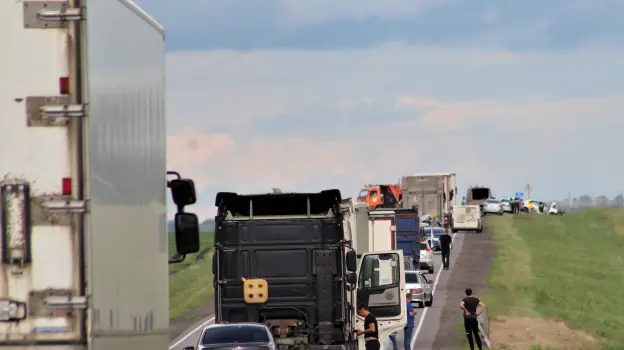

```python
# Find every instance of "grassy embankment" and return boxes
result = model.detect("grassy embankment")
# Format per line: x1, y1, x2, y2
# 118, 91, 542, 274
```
484, 209, 624, 349
168, 231, 214, 320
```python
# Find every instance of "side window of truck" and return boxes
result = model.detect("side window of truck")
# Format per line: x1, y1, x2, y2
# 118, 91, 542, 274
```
358, 253, 399, 288
357, 253, 402, 317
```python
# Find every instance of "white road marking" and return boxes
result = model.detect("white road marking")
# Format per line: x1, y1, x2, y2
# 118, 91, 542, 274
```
168, 316, 215, 349
410, 232, 456, 350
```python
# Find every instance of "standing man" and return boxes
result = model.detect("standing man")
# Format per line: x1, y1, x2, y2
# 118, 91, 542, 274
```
439, 228, 453, 270
460, 288, 486, 350
356, 304, 380, 350
404, 293, 416, 350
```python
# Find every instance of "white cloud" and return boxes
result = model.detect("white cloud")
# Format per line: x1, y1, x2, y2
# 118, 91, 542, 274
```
165, 44, 624, 218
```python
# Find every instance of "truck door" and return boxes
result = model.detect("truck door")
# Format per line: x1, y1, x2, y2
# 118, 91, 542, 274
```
356, 251, 407, 348
1, 0, 87, 344
369, 216, 395, 251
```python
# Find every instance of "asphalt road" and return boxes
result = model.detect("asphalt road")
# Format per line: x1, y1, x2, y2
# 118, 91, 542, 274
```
169, 232, 466, 350
381, 231, 465, 350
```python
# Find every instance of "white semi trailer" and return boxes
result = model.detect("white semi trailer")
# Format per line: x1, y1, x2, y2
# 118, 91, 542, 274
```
1, 1, 200, 349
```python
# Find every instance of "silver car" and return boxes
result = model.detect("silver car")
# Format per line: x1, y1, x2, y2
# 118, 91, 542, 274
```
184, 323, 277, 350
482, 199, 504, 215
405, 270, 433, 308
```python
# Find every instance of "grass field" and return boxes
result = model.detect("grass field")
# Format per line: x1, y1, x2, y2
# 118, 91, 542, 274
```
484, 209, 624, 349
168, 231, 214, 320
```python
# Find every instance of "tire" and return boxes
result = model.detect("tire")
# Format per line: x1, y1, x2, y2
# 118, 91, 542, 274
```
425, 295, 433, 307
452, 229, 458, 233
477, 228, 482, 233
428, 267, 434, 274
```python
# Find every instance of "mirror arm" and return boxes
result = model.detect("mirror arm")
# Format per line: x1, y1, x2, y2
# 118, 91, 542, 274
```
168, 254, 186, 265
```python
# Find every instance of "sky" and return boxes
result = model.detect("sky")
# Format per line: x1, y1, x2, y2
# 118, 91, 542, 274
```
133, 0, 624, 220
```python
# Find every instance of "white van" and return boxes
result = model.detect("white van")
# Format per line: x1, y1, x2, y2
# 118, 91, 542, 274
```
452, 205, 483, 233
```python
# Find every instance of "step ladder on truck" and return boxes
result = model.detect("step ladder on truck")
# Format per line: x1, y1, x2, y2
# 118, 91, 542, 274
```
1, 0, 202, 349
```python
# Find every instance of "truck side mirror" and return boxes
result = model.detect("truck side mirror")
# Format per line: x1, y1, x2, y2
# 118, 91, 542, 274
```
346, 251, 357, 272
169, 178, 197, 207
167, 171, 197, 207
346, 272, 357, 285
174, 212, 200, 255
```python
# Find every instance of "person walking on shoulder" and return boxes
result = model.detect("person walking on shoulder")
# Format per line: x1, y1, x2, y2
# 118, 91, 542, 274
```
404, 293, 416, 350
439, 228, 453, 270
460, 288, 486, 350
356, 304, 380, 350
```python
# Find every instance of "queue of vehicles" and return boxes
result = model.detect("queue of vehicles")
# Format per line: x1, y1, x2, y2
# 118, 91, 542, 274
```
358, 173, 458, 224
202, 185, 460, 350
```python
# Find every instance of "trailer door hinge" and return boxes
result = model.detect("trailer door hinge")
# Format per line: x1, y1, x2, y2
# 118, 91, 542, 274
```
44, 295, 88, 310
42, 200, 88, 214
26, 96, 86, 127
23, 1, 83, 29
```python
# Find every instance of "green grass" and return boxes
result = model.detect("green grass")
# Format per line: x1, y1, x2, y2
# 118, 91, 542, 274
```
168, 231, 214, 320
483, 209, 624, 349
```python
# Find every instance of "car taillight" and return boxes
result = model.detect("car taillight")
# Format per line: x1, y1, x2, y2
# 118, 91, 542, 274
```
414, 288, 423, 294
425, 248, 431, 252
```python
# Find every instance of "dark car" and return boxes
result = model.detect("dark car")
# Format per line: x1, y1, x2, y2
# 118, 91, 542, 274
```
183, 323, 277, 350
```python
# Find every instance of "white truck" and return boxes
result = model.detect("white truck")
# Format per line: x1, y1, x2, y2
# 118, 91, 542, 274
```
451, 205, 483, 233
402, 173, 457, 222
1, 1, 200, 349
340, 200, 406, 350
368, 210, 397, 252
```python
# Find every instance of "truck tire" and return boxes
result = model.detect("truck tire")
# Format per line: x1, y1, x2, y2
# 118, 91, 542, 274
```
425, 295, 433, 307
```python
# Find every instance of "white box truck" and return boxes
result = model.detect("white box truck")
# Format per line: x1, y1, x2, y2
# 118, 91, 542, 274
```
1, 1, 200, 349
402, 173, 457, 222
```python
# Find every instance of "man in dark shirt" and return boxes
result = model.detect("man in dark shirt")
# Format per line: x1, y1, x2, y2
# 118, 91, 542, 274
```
439, 228, 452, 270
356, 304, 380, 350
460, 288, 486, 350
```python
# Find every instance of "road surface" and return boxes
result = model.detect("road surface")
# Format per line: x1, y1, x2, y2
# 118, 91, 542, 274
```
169, 232, 466, 350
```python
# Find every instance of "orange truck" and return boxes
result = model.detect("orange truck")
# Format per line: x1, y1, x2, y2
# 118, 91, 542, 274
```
357, 184, 403, 209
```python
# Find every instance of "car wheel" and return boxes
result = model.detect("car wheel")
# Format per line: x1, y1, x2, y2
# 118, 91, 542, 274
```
477, 228, 482, 233
418, 302, 424, 308
452, 229, 458, 233
428, 267, 434, 274
425, 295, 433, 307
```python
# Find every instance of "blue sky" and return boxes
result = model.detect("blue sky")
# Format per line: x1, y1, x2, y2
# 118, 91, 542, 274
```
133, 0, 624, 219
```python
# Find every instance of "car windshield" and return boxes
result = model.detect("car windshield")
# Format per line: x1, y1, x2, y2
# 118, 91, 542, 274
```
501, 199, 509, 203
202, 325, 270, 345
405, 273, 420, 283
486, 199, 499, 204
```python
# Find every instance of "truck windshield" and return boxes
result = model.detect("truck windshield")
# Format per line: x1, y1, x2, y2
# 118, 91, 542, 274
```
358, 190, 369, 198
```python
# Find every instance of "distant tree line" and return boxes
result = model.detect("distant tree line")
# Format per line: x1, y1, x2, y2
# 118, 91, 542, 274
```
559, 193, 624, 208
